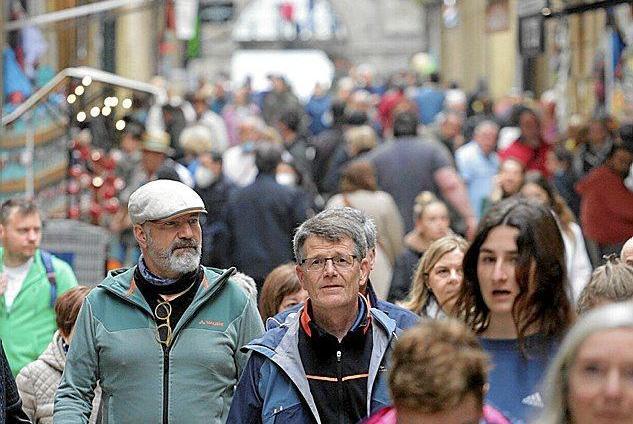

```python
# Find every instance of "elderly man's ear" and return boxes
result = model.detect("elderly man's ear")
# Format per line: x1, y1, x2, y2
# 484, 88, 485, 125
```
360, 257, 371, 282
134, 224, 148, 249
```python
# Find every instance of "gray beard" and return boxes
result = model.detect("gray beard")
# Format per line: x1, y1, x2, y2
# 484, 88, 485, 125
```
146, 236, 201, 275
165, 246, 201, 274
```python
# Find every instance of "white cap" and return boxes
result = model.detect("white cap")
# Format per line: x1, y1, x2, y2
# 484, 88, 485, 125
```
128, 180, 206, 225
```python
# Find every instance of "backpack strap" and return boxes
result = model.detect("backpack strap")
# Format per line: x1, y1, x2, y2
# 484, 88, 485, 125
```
39, 250, 57, 308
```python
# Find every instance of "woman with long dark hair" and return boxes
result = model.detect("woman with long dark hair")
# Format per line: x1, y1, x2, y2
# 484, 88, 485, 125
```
454, 198, 574, 422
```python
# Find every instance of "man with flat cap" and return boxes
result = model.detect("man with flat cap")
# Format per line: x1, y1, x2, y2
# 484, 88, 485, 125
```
54, 179, 264, 423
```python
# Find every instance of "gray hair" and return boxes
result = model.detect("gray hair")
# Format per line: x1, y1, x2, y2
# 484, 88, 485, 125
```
321, 206, 376, 250
537, 302, 633, 424
473, 120, 499, 136
293, 207, 368, 263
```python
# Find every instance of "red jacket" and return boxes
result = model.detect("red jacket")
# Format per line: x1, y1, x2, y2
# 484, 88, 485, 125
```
499, 138, 551, 177
576, 165, 633, 245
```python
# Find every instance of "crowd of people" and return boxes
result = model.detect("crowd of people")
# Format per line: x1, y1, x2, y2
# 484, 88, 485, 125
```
92, 65, 633, 286
2, 63, 633, 424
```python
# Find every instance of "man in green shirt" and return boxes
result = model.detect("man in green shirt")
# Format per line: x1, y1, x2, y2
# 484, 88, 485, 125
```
0, 199, 78, 375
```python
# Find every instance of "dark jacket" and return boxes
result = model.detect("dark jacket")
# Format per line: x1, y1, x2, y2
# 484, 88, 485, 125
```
387, 247, 424, 303
312, 127, 345, 195
1, 340, 30, 424
226, 305, 397, 424
285, 136, 318, 197
195, 175, 235, 268
226, 174, 309, 282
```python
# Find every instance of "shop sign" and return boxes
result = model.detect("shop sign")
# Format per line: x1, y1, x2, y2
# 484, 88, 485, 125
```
519, 15, 545, 57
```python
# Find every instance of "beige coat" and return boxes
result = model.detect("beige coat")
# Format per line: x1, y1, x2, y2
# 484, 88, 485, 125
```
327, 190, 405, 300
16, 331, 101, 424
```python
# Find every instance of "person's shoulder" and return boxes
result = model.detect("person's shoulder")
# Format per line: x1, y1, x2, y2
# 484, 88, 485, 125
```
372, 191, 397, 205
266, 304, 302, 331
248, 318, 295, 354
499, 138, 526, 154
364, 139, 395, 159
46, 251, 74, 272
576, 165, 612, 192
375, 300, 419, 330
203, 267, 253, 305
89, 268, 134, 298
370, 307, 398, 334
16, 356, 42, 382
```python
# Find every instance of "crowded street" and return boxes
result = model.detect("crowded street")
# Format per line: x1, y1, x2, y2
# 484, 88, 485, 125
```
1, 0, 633, 423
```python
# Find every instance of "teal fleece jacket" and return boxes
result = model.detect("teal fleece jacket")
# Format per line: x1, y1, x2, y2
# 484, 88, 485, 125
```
54, 266, 264, 424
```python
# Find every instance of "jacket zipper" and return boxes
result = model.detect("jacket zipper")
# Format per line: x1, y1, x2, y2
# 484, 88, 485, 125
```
157, 270, 235, 424
97, 268, 234, 424
336, 349, 342, 424
163, 345, 170, 424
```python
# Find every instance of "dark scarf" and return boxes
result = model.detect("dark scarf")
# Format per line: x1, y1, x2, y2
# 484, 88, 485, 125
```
136, 255, 202, 295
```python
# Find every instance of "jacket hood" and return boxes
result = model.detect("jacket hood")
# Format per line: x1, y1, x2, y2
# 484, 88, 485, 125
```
39, 331, 66, 373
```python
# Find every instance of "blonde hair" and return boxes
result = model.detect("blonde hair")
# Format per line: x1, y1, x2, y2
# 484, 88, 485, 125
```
576, 259, 633, 315
413, 191, 446, 221
345, 125, 377, 156
401, 235, 468, 316
538, 302, 633, 424
179, 125, 213, 155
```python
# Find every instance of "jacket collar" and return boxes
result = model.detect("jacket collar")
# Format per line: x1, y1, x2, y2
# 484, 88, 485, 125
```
38, 330, 66, 373
99, 266, 236, 322
299, 295, 372, 339
245, 305, 398, 424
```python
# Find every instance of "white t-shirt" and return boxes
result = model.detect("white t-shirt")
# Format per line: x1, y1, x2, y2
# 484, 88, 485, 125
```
3, 257, 33, 309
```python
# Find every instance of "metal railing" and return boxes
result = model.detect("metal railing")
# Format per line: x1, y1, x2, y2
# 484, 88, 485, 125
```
2, 66, 166, 127
2, 66, 166, 200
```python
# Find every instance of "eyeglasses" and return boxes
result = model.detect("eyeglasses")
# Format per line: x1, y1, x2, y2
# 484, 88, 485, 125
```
154, 301, 173, 347
300, 254, 358, 273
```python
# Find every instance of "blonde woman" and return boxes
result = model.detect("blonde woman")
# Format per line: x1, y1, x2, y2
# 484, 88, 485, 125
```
537, 302, 633, 424
401, 235, 468, 318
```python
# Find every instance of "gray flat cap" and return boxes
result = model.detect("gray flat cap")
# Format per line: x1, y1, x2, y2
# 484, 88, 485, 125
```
128, 179, 207, 225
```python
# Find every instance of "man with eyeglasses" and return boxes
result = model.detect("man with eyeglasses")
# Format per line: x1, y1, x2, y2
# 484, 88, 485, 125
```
265, 207, 419, 331
54, 179, 264, 424
227, 209, 399, 423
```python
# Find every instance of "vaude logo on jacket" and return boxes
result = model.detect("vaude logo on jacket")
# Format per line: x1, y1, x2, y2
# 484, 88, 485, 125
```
198, 319, 225, 327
